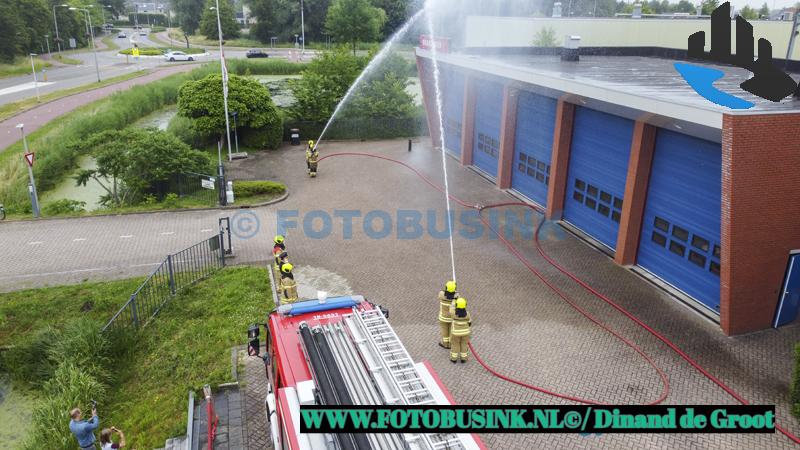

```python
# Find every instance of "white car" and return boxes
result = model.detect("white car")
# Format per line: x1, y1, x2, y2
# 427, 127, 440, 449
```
164, 51, 194, 62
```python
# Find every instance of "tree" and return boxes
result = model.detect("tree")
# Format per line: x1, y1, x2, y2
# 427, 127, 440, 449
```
532, 27, 558, 47
248, 0, 331, 44
199, 0, 240, 40
326, 0, 386, 55
371, 0, 410, 38
174, 0, 206, 35
739, 5, 758, 20
758, 2, 770, 18
346, 72, 414, 118
75, 129, 211, 206
0, 2, 22, 62
701, 0, 720, 15
178, 73, 283, 149
289, 48, 367, 121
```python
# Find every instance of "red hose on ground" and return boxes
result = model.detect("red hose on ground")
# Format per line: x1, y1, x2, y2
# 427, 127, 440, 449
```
318, 151, 800, 444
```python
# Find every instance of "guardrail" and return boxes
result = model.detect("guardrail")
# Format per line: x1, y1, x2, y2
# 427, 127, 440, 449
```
102, 232, 227, 332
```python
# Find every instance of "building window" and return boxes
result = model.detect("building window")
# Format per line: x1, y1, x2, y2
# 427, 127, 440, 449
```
652, 231, 667, 247
517, 151, 550, 187
669, 241, 686, 257
571, 178, 624, 225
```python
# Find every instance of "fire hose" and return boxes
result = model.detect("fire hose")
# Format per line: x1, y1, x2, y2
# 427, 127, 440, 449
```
318, 151, 800, 444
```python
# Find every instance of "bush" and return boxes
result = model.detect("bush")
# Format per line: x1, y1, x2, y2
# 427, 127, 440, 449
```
151, 26, 166, 33
178, 73, 283, 149
233, 180, 286, 198
162, 193, 180, 208
43, 199, 86, 215
118, 47, 165, 56
792, 343, 800, 418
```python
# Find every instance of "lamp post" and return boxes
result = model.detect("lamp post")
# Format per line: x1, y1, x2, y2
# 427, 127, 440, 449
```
300, 0, 305, 55
16, 124, 41, 218
53, 4, 68, 53
29, 53, 40, 102
71, 7, 101, 82
231, 111, 239, 154
211, 1, 234, 166
100, 5, 112, 34
44, 35, 51, 56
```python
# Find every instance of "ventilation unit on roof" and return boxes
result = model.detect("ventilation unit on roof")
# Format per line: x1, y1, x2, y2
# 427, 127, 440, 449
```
562, 35, 580, 62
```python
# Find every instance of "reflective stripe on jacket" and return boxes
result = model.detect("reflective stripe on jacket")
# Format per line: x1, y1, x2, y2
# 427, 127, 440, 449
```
451, 312, 471, 337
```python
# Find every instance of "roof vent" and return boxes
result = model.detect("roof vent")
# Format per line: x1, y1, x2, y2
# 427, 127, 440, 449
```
552, 2, 562, 18
561, 35, 580, 62
633, 3, 643, 18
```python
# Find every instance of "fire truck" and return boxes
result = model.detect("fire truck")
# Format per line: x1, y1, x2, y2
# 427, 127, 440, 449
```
255, 294, 485, 450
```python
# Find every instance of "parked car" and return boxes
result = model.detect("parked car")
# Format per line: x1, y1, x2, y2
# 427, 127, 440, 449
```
246, 49, 269, 58
164, 51, 194, 62
117, 32, 126, 38
139, 30, 147, 36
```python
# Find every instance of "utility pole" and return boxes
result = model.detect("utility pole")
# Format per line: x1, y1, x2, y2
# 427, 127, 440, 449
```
17, 124, 40, 218
29, 53, 40, 102
72, 7, 101, 82
212, 1, 233, 162
300, 0, 305, 55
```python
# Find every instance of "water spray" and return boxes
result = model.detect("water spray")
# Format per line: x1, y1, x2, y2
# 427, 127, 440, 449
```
313, 8, 426, 152
424, 0, 458, 283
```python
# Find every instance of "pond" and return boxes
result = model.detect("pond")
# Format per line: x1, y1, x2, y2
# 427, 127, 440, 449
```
133, 105, 178, 131
250, 74, 301, 108
0, 376, 33, 449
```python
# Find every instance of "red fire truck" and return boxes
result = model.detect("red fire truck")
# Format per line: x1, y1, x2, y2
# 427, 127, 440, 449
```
256, 294, 486, 450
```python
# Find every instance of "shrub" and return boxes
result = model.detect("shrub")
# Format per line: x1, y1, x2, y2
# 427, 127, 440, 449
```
119, 47, 165, 56
162, 193, 180, 208
233, 180, 286, 198
240, 119, 283, 150
792, 343, 800, 418
43, 199, 86, 215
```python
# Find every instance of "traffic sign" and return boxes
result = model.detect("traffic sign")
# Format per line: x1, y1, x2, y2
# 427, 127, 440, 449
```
24, 152, 34, 167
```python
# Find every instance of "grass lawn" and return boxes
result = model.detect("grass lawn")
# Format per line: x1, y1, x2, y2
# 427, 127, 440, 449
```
100, 35, 120, 52
0, 265, 273, 449
0, 57, 52, 79
0, 70, 151, 122
50, 54, 82, 65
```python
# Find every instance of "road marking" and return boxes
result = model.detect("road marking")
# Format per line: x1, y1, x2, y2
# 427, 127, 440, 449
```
28, 241, 43, 245
160, 231, 174, 235
0, 267, 109, 280
0, 81, 55, 97
120, 235, 133, 239
200, 228, 212, 232
73, 238, 87, 242
129, 262, 161, 268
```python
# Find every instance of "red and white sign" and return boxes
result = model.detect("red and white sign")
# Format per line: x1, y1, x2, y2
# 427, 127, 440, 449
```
419, 35, 450, 53
24, 152, 34, 167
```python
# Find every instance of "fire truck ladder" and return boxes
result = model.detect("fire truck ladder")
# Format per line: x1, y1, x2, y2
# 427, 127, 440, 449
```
345, 307, 465, 450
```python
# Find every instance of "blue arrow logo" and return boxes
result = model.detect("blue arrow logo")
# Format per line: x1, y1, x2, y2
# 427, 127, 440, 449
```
674, 63, 754, 110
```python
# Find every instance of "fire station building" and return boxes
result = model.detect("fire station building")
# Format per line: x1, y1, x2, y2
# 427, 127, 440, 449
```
415, 47, 800, 335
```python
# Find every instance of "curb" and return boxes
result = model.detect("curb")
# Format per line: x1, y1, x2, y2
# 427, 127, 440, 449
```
0, 191, 289, 224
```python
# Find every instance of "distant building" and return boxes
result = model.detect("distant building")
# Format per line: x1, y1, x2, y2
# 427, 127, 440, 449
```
769, 7, 796, 21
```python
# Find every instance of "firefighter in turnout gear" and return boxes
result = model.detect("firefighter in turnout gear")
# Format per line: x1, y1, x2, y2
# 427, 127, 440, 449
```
437, 281, 458, 349
306, 140, 319, 177
273, 235, 287, 273
449, 297, 472, 363
280, 263, 298, 303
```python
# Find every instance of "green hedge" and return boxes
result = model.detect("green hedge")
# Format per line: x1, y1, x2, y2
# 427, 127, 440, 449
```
792, 343, 800, 418
233, 180, 286, 198
283, 115, 429, 142
119, 47, 206, 56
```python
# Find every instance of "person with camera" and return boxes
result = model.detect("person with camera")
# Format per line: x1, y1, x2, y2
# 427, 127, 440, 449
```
69, 401, 100, 450
99, 426, 126, 449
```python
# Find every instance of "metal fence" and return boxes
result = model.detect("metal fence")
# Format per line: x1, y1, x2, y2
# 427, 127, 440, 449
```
153, 172, 220, 207
283, 116, 429, 142
102, 233, 227, 333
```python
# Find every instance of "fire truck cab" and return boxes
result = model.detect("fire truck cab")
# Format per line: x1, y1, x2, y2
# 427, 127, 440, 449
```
262, 295, 485, 450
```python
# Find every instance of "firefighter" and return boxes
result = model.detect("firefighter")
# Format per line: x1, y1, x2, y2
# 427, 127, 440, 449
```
280, 263, 298, 303
437, 281, 458, 349
273, 235, 286, 271
306, 141, 319, 177
449, 297, 472, 363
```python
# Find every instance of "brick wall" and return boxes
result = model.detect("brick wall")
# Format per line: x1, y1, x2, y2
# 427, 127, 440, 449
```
460, 76, 477, 167
415, 57, 441, 149
721, 113, 800, 335
545, 99, 576, 220
615, 121, 657, 265
497, 85, 519, 189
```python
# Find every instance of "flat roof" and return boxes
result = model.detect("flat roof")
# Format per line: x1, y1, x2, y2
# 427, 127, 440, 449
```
416, 48, 800, 130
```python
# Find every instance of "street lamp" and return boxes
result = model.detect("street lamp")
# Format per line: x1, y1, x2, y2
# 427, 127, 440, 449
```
100, 5, 113, 35
210, 1, 233, 204
16, 124, 41, 219
231, 111, 239, 154
300, 0, 305, 55
28, 53, 40, 102
52, 4, 68, 53
70, 7, 101, 82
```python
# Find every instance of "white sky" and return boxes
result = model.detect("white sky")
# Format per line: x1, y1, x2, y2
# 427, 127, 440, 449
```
727, 0, 796, 10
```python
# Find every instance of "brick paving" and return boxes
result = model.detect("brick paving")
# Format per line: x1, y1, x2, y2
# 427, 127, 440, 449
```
1, 139, 799, 448
240, 349, 272, 450
195, 385, 246, 450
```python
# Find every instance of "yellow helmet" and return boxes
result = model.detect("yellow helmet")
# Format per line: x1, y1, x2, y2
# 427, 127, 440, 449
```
281, 263, 293, 273
274, 235, 285, 244
455, 297, 467, 309
308, 140, 314, 146
445, 281, 456, 293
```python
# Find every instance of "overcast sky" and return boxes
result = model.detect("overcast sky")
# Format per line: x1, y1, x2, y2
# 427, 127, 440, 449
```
724, 0, 796, 10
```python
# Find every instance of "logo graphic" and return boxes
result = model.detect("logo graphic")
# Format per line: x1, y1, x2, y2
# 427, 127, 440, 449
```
231, 210, 260, 240
677, 2, 800, 109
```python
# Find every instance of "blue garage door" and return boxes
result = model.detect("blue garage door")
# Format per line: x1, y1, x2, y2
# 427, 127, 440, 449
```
442, 68, 464, 157
472, 79, 503, 178
511, 91, 557, 207
564, 107, 634, 250
637, 130, 721, 313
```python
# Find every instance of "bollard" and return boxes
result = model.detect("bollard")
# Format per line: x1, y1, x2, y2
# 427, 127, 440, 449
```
408, 139, 412, 152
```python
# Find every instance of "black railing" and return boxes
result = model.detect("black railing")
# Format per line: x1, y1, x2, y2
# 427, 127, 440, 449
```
102, 233, 227, 332
284, 116, 429, 142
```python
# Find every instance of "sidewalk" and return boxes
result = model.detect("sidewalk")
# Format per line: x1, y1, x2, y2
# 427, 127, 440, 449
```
0, 64, 196, 152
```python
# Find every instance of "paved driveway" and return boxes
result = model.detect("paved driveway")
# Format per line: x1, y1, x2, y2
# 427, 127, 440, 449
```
1, 139, 799, 449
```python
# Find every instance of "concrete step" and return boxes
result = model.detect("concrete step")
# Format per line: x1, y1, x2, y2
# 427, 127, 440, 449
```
157, 435, 187, 450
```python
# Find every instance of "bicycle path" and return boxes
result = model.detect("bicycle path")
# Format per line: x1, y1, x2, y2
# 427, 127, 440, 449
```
0, 63, 197, 152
